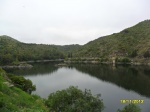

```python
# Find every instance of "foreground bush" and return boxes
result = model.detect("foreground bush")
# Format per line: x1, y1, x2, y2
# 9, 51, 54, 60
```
45, 86, 104, 112
117, 104, 141, 112
0, 70, 48, 112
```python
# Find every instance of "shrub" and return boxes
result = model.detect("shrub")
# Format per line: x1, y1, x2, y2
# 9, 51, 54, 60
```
121, 57, 131, 63
129, 50, 137, 58
45, 86, 104, 112
117, 104, 141, 112
116, 57, 131, 63
7, 74, 36, 94
100, 58, 109, 62
144, 50, 150, 58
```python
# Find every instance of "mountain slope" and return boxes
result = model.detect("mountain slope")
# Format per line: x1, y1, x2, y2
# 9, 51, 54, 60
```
74, 20, 150, 58
55, 44, 81, 53
0, 35, 65, 65
0, 35, 82, 65
1, 20, 150, 65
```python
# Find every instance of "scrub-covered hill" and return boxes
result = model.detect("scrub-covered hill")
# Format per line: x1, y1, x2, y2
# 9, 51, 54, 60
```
74, 20, 150, 59
0, 35, 81, 65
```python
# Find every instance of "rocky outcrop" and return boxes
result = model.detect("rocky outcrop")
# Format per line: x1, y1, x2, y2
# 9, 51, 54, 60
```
1, 63, 33, 69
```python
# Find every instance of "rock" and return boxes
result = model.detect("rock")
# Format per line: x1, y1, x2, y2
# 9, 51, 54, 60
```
1, 64, 33, 69
55, 63, 68, 67
3, 82, 14, 88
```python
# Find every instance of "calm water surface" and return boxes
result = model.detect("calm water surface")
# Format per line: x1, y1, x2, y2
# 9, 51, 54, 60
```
6, 63, 150, 112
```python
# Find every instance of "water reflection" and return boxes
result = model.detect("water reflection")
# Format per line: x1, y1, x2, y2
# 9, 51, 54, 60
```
73, 64, 150, 98
5, 63, 150, 112
4, 62, 59, 76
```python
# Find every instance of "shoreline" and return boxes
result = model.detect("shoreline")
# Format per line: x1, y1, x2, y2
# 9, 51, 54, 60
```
64, 60, 150, 66
1, 58, 150, 69
1, 63, 33, 69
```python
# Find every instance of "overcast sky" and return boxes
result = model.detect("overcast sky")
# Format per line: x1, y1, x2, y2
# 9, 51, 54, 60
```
0, 0, 150, 45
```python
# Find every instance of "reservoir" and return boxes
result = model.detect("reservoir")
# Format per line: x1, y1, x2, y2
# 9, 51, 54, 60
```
6, 62, 150, 112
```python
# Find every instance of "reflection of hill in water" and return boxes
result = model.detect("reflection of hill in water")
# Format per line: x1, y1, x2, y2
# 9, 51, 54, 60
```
5, 62, 59, 76
5, 63, 150, 97
73, 64, 150, 98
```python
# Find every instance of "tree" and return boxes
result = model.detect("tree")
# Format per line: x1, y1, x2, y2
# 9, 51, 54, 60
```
0, 54, 14, 65
68, 52, 73, 58
117, 104, 141, 112
129, 50, 137, 58
45, 86, 104, 112
144, 50, 150, 58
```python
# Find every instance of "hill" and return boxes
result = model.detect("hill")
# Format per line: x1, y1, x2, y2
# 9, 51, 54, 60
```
0, 35, 81, 65
74, 20, 150, 59
55, 44, 81, 58
1, 20, 150, 65
0, 35, 64, 65
55, 44, 81, 53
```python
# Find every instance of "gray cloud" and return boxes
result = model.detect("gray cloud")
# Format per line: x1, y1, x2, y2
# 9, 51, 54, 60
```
0, 0, 150, 45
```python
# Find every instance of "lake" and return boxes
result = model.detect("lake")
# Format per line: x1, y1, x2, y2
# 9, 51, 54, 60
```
5, 62, 150, 112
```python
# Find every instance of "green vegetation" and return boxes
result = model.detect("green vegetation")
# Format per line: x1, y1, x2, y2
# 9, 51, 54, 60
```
115, 57, 131, 63
7, 74, 36, 94
0, 35, 62, 65
0, 36, 80, 65
65, 57, 132, 64
0, 68, 48, 112
117, 104, 141, 112
55, 44, 81, 58
74, 20, 150, 61
46, 86, 104, 112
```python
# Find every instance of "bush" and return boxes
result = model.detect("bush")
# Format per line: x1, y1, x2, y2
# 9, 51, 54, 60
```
117, 104, 141, 112
122, 58, 131, 63
7, 74, 36, 94
144, 50, 150, 58
116, 57, 131, 63
100, 58, 109, 62
45, 86, 104, 112
129, 50, 137, 58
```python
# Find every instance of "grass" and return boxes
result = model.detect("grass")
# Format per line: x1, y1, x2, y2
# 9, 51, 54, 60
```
0, 68, 49, 112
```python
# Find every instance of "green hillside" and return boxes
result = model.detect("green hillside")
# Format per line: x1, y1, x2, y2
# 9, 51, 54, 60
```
55, 44, 81, 53
0, 35, 82, 65
0, 68, 49, 112
0, 35, 64, 65
1, 20, 150, 65
74, 20, 150, 59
